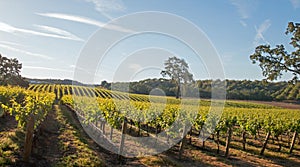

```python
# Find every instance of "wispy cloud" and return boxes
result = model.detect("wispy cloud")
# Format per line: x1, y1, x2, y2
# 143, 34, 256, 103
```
253, 19, 271, 46
0, 21, 83, 41
240, 20, 247, 27
230, 0, 258, 27
0, 43, 53, 60
37, 13, 134, 33
84, 0, 125, 20
69, 64, 103, 79
23, 66, 72, 73
34, 25, 83, 41
290, 0, 300, 8
0, 41, 25, 47
230, 0, 250, 19
37, 13, 103, 27
128, 63, 142, 72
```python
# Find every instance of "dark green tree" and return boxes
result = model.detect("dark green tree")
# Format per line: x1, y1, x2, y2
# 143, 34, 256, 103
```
161, 56, 194, 99
250, 22, 300, 82
100, 80, 111, 89
0, 54, 28, 87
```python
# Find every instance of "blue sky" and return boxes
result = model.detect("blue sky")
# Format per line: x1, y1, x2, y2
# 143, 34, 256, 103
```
0, 0, 299, 83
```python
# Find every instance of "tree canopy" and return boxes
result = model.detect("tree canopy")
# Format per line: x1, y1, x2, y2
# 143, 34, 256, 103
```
100, 78, 300, 101
0, 54, 28, 87
161, 56, 193, 98
250, 22, 300, 82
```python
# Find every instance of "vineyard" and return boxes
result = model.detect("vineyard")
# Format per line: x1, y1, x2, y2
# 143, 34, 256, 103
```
1, 84, 300, 166
0, 86, 55, 162
29, 85, 300, 158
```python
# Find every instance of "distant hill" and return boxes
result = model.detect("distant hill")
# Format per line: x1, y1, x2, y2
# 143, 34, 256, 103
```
25, 78, 87, 86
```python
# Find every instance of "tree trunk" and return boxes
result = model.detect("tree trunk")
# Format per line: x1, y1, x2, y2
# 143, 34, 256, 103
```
289, 131, 297, 154
260, 131, 270, 155
225, 127, 232, 157
176, 84, 180, 99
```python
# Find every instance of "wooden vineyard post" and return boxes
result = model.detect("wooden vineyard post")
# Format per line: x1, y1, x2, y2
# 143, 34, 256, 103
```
242, 131, 247, 151
23, 114, 35, 162
289, 131, 298, 154
260, 131, 271, 155
154, 125, 159, 146
225, 126, 232, 157
102, 121, 106, 135
276, 136, 282, 152
137, 122, 141, 137
216, 130, 220, 154
179, 124, 187, 159
118, 118, 127, 160
188, 127, 192, 144
110, 126, 113, 140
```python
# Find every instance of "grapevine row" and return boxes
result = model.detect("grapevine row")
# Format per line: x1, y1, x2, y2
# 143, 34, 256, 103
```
61, 95, 300, 156
0, 86, 55, 129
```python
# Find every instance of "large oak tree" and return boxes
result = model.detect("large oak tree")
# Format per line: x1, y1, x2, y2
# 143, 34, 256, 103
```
161, 56, 193, 99
0, 54, 28, 87
250, 22, 300, 82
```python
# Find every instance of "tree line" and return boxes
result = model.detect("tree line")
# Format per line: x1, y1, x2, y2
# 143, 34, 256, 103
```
101, 78, 300, 101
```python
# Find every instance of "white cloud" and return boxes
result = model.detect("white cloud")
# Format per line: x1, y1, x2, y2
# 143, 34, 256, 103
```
240, 20, 247, 27
290, 0, 300, 8
37, 13, 134, 33
23, 66, 72, 73
0, 41, 24, 47
0, 43, 53, 60
254, 19, 271, 46
37, 13, 103, 27
0, 22, 83, 41
86, 0, 125, 12
128, 63, 142, 71
230, 0, 251, 19
84, 0, 125, 20
230, 0, 258, 27
34, 25, 83, 41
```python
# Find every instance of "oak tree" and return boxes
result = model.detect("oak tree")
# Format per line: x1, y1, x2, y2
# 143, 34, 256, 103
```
250, 22, 300, 82
161, 56, 193, 99
0, 54, 28, 87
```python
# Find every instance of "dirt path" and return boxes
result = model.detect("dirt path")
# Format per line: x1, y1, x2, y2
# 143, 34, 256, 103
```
59, 104, 147, 167
30, 104, 149, 166
251, 101, 300, 109
31, 105, 63, 166
230, 99, 300, 109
